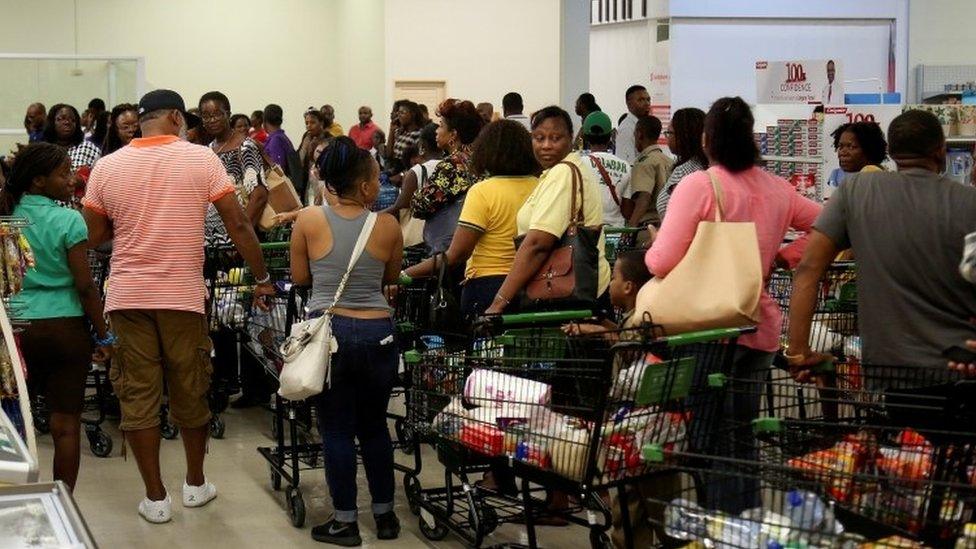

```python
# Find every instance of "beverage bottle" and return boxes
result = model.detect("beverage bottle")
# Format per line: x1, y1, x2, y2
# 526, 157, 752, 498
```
664, 499, 709, 541
786, 490, 826, 532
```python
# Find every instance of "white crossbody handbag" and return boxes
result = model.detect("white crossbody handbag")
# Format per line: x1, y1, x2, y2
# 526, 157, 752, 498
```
278, 212, 377, 400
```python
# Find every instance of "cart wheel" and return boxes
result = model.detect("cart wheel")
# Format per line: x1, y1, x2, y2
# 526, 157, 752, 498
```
404, 475, 421, 516
209, 416, 226, 439
89, 430, 113, 458
161, 422, 179, 440
419, 514, 448, 541
209, 391, 229, 414
268, 463, 282, 491
34, 414, 50, 435
472, 503, 499, 535
286, 486, 306, 528
395, 420, 415, 455
589, 530, 613, 549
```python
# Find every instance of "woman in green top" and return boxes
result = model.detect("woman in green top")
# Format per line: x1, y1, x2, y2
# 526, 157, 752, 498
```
4, 143, 111, 491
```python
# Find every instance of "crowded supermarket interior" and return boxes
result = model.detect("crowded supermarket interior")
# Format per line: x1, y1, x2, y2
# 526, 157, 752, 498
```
1, 0, 976, 547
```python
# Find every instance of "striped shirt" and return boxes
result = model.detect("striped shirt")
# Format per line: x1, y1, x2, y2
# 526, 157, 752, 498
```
82, 135, 235, 314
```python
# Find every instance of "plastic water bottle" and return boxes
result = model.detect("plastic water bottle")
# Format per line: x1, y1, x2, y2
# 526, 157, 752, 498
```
786, 490, 826, 531
664, 499, 710, 541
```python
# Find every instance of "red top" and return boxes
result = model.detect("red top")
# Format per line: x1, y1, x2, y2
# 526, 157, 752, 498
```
349, 121, 380, 150
249, 128, 268, 144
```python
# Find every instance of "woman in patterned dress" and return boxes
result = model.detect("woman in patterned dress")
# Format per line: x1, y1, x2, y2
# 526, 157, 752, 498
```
410, 99, 485, 254
198, 91, 271, 409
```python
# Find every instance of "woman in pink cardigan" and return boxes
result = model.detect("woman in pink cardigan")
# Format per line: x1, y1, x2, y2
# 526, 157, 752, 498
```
645, 96, 821, 513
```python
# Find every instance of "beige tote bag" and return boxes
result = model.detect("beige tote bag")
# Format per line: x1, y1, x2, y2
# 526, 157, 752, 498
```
629, 169, 762, 334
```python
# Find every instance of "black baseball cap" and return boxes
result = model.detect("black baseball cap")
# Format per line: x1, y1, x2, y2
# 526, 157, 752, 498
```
138, 89, 200, 127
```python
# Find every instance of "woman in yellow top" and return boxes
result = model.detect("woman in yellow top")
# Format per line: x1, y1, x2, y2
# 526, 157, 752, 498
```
484, 106, 612, 316
404, 120, 540, 322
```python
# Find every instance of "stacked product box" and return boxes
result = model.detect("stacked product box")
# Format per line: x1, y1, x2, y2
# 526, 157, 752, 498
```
758, 118, 824, 201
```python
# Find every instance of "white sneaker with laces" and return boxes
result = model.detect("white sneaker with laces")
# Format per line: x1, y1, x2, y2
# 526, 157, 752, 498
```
183, 479, 217, 508
138, 493, 172, 524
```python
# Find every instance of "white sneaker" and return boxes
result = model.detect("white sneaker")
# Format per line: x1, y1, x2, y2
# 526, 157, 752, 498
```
138, 493, 172, 524
183, 479, 217, 508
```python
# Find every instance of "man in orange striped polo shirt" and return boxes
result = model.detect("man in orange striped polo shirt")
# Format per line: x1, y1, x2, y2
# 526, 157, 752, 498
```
83, 89, 274, 524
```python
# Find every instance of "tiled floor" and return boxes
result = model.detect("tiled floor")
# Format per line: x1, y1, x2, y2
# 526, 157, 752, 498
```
35, 398, 591, 548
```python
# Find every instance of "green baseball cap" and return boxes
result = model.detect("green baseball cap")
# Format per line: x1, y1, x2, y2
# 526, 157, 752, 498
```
582, 111, 612, 136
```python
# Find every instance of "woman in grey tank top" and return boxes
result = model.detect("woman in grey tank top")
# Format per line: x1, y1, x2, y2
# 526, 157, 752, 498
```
289, 137, 404, 545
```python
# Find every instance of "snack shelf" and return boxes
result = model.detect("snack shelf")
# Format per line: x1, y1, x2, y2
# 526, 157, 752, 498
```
761, 155, 824, 164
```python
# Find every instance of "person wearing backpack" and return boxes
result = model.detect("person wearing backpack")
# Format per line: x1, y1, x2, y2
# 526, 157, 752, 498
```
580, 111, 633, 227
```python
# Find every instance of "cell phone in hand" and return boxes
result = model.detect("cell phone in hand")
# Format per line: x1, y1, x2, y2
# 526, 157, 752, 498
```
943, 345, 976, 364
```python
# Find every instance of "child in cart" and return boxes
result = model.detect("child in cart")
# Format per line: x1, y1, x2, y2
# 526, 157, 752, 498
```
563, 249, 650, 340
562, 249, 678, 548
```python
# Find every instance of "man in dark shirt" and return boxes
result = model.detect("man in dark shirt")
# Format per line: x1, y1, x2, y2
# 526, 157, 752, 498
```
787, 109, 976, 380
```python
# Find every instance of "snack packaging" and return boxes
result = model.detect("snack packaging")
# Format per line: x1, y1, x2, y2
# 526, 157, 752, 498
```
787, 443, 861, 501
459, 422, 504, 456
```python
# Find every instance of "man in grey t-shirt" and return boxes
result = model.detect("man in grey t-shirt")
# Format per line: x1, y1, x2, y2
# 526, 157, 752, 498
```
786, 109, 976, 378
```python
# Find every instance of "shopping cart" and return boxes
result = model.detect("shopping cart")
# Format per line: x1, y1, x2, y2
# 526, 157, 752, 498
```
403, 310, 752, 548
603, 226, 643, 266
651, 360, 976, 547
767, 261, 858, 421
256, 278, 419, 528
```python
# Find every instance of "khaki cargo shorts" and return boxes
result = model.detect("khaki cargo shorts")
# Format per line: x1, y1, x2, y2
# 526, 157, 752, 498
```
109, 310, 213, 431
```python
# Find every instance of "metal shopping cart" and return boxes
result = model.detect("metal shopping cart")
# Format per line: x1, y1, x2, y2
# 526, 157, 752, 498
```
403, 310, 752, 548
648, 362, 976, 548
256, 274, 421, 528
603, 226, 643, 267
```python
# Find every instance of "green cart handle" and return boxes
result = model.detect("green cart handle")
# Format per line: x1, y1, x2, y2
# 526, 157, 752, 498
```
604, 226, 644, 235
494, 310, 594, 326
809, 360, 836, 374
398, 273, 413, 285
661, 326, 757, 346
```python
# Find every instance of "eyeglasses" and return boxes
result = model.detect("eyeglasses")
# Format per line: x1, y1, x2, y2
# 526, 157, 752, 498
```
200, 113, 227, 122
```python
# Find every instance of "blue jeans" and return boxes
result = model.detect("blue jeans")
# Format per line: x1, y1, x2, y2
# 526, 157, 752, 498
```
315, 315, 398, 522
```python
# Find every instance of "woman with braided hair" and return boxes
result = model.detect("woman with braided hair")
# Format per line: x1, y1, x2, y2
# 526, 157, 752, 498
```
289, 136, 404, 546
3, 142, 111, 491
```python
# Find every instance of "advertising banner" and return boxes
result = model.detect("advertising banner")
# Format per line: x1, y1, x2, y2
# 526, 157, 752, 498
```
757, 59, 844, 104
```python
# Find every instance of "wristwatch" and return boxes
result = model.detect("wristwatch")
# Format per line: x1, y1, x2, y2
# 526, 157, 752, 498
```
255, 273, 272, 285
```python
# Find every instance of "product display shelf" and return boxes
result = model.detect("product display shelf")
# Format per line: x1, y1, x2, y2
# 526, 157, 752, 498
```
760, 155, 823, 164
0, 217, 37, 466
915, 64, 976, 103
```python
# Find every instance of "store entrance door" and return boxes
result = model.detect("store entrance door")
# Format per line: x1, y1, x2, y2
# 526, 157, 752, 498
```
393, 80, 446, 120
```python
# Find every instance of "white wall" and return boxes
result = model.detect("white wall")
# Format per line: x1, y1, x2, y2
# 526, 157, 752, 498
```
670, 0, 909, 110
588, 20, 660, 126
383, 0, 564, 123
907, 0, 976, 101
332, 0, 387, 131
0, 0, 341, 147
